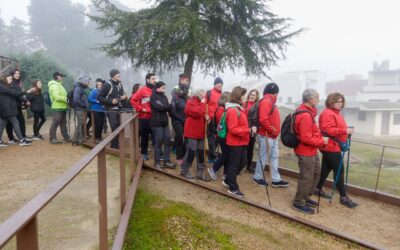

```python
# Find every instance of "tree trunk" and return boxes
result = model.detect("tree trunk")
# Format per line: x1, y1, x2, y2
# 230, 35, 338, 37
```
184, 51, 195, 84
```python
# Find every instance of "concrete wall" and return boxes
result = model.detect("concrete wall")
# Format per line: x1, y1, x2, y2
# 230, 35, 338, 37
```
389, 112, 400, 135
343, 109, 378, 135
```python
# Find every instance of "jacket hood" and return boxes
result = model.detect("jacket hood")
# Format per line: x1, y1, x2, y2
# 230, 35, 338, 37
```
225, 102, 243, 110
74, 81, 88, 89
298, 103, 317, 116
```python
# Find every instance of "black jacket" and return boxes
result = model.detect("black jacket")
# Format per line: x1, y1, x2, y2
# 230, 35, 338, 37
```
27, 92, 45, 112
97, 79, 128, 110
0, 82, 24, 117
150, 89, 170, 127
72, 82, 89, 109
170, 91, 187, 124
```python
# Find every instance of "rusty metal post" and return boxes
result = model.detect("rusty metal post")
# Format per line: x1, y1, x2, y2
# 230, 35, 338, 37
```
119, 129, 126, 213
83, 111, 88, 142
97, 149, 108, 250
16, 216, 39, 250
130, 120, 135, 181
374, 146, 386, 194
91, 111, 95, 145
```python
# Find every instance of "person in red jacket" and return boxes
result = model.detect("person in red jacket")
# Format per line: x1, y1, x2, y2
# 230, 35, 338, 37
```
130, 73, 156, 160
243, 89, 259, 173
206, 77, 223, 163
292, 88, 328, 215
181, 88, 211, 181
225, 86, 250, 197
316, 92, 357, 208
253, 83, 289, 188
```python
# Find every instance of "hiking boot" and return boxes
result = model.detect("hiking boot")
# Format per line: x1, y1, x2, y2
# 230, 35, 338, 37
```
8, 139, 17, 144
291, 204, 315, 214
340, 197, 358, 208
306, 199, 318, 207
207, 168, 218, 180
180, 171, 194, 179
62, 138, 72, 143
253, 178, 268, 187
222, 180, 229, 187
142, 154, 149, 161
32, 135, 44, 141
0, 141, 8, 147
196, 171, 211, 182
228, 189, 244, 198
272, 180, 289, 188
50, 139, 63, 144
19, 139, 31, 146
72, 141, 82, 146
154, 162, 164, 170
164, 162, 176, 169
313, 189, 332, 199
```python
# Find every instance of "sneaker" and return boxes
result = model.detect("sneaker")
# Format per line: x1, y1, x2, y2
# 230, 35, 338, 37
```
291, 203, 315, 214
154, 162, 164, 170
62, 138, 72, 143
253, 178, 268, 187
196, 172, 211, 182
32, 136, 44, 141
272, 180, 289, 188
207, 168, 218, 180
228, 189, 244, 198
72, 141, 81, 146
38, 135, 45, 140
19, 139, 31, 146
306, 199, 318, 207
164, 162, 176, 169
50, 139, 63, 144
0, 141, 8, 147
176, 159, 183, 165
313, 189, 332, 199
24, 137, 33, 142
340, 197, 358, 208
143, 154, 149, 161
222, 180, 229, 187
222, 175, 226, 180
180, 171, 194, 179
8, 139, 17, 144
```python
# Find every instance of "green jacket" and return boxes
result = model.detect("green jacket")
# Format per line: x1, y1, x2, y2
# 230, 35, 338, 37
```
48, 80, 68, 110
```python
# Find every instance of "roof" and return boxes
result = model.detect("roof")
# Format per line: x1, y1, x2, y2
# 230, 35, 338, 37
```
360, 102, 400, 111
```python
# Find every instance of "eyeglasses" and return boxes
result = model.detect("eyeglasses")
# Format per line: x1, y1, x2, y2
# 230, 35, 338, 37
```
335, 100, 344, 103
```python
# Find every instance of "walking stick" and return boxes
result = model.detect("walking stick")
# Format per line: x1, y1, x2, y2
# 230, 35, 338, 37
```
345, 132, 352, 191
317, 189, 321, 213
329, 150, 345, 204
259, 136, 272, 207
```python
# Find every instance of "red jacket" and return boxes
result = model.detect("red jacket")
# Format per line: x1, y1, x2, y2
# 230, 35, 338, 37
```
206, 88, 222, 119
294, 103, 325, 156
130, 85, 152, 119
257, 94, 280, 138
215, 105, 225, 126
243, 100, 255, 116
184, 96, 206, 139
226, 104, 250, 146
319, 108, 348, 152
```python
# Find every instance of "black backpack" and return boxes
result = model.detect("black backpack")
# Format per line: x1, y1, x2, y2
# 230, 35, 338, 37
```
247, 98, 275, 128
67, 88, 74, 108
281, 110, 313, 148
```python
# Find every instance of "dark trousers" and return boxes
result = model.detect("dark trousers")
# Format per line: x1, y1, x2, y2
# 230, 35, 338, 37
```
317, 151, 347, 197
93, 111, 105, 139
212, 138, 229, 175
151, 126, 172, 163
247, 135, 256, 169
294, 154, 321, 206
182, 138, 205, 173
107, 111, 120, 149
139, 118, 152, 155
226, 145, 247, 191
33, 111, 46, 136
172, 120, 185, 160
207, 124, 217, 160
7, 108, 26, 139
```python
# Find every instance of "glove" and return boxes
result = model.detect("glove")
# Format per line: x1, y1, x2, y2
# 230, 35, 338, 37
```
339, 141, 350, 152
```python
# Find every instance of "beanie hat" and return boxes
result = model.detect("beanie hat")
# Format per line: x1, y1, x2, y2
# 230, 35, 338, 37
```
214, 77, 223, 85
263, 82, 279, 95
109, 69, 120, 78
155, 81, 166, 89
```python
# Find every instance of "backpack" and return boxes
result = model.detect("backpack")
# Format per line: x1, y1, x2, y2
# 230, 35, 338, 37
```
217, 107, 240, 139
280, 110, 313, 148
207, 108, 220, 135
67, 89, 74, 108
43, 91, 52, 107
247, 98, 275, 128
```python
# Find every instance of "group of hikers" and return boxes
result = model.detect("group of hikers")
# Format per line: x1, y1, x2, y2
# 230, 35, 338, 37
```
0, 68, 358, 214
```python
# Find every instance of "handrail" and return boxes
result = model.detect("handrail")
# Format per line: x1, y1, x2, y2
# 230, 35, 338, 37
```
0, 113, 138, 249
351, 139, 400, 149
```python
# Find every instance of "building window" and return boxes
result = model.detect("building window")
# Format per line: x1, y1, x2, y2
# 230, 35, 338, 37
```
358, 111, 367, 121
394, 114, 400, 125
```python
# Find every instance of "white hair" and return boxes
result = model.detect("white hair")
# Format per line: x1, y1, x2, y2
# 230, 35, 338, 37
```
302, 88, 319, 103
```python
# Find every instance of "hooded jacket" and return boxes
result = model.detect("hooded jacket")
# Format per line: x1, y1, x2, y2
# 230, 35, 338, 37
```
48, 80, 68, 111
88, 88, 104, 112
294, 103, 325, 156
206, 87, 222, 119
26, 92, 45, 112
226, 102, 250, 146
149, 89, 170, 127
0, 82, 24, 117
184, 96, 206, 139
319, 108, 348, 152
72, 82, 89, 109
130, 84, 153, 119
97, 79, 127, 110
170, 89, 188, 124
257, 94, 280, 138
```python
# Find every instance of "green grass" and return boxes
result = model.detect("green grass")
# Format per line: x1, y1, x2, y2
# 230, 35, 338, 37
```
123, 189, 236, 250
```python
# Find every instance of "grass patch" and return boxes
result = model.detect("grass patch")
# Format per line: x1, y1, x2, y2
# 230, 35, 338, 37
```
123, 189, 235, 249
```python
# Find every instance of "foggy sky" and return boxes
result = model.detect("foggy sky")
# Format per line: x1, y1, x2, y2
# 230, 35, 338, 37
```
1, 0, 399, 84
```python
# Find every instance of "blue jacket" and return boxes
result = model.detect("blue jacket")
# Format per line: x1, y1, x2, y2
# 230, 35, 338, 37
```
72, 82, 89, 109
88, 88, 104, 112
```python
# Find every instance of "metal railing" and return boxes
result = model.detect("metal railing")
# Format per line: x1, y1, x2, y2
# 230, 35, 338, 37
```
0, 112, 141, 250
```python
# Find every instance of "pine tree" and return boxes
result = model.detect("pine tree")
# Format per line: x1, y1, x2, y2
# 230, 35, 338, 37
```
90, 0, 302, 81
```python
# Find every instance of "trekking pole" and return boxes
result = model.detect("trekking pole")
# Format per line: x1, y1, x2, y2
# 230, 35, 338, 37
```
259, 138, 272, 207
345, 132, 352, 191
317, 189, 321, 213
329, 151, 345, 204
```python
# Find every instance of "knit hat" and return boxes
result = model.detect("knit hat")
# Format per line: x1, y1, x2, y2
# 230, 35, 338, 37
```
155, 81, 166, 89
263, 82, 279, 95
109, 69, 120, 78
79, 75, 91, 85
214, 77, 223, 85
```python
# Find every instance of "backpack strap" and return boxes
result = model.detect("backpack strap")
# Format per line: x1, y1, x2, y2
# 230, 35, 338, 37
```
105, 82, 114, 100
